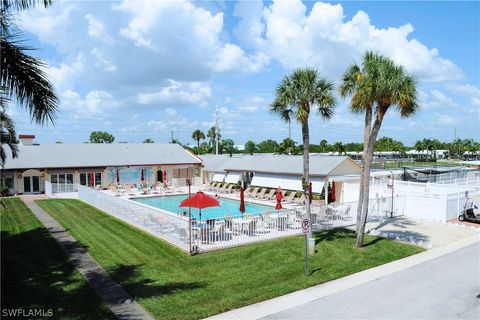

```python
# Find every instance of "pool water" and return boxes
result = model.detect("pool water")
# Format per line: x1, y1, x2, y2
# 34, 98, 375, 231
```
131, 194, 273, 220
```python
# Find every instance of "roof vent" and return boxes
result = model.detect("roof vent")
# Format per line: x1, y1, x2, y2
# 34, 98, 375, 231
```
19, 134, 35, 146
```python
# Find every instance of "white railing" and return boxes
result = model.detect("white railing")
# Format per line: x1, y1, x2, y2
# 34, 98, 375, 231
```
310, 195, 407, 231
45, 181, 53, 197
191, 209, 303, 252
78, 185, 191, 253
51, 183, 77, 193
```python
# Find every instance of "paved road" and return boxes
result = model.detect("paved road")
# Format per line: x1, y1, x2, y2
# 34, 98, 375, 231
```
263, 242, 480, 319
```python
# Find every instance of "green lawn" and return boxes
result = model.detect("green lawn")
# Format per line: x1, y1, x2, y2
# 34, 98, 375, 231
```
37, 199, 424, 320
0, 198, 114, 320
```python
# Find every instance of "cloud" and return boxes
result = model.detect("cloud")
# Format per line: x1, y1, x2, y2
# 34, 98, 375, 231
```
137, 80, 212, 106
234, 0, 463, 82
447, 83, 480, 107
436, 113, 458, 125
419, 89, 458, 109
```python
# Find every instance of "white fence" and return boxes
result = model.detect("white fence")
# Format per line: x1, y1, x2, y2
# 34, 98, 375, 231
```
78, 185, 191, 252
191, 209, 303, 252
310, 195, 407, 231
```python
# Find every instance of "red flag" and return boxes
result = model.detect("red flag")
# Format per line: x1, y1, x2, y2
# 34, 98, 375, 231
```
141, 169, 145, 181
90, 170, 94, 187
116, 169, 120, 184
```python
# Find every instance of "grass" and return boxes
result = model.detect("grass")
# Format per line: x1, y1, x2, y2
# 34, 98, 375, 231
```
0, 198, 114, 320
36, 199, 424, 320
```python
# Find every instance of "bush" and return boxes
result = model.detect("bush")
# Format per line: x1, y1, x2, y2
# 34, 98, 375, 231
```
0, 187, 11, 197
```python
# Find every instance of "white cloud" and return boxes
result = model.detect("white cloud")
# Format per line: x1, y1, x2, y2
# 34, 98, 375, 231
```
436, 113, 457, 125
447, 83, 480, 107
235, 0, 463, 82
137, 80, 212, 106
85, 14, 113, 43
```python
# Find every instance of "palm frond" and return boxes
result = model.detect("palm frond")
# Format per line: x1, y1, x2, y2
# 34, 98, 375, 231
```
2, 0, 53, 12
1, 36, 59, 124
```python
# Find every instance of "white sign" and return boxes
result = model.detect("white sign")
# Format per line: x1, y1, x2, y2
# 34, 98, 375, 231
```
301, 218, 311, 234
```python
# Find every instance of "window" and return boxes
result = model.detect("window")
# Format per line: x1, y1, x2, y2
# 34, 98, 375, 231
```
157, 170, 163, 182
4, 178, 13, 188
66, 174, 73, 184
80, 172, 102, 187
51, 174, 58, 183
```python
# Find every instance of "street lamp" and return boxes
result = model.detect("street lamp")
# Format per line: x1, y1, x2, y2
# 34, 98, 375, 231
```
387, 171, 394, 218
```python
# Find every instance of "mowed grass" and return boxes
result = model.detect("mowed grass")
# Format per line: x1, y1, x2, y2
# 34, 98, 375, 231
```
0, 198, 114, 320
37, 199, 424, 320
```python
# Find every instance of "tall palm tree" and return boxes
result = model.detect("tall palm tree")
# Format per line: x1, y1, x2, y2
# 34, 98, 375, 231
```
191, 129, 205, 149
207, 126, 220, 154
340, 51, 419, 247
271, 68, 336, 237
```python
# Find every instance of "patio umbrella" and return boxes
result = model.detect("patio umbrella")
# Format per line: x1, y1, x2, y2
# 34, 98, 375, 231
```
116, 169, 120, 185
331, 180, 336, 203
163, 170, 168, 187
140, 169, 145, 182
179, 191, 220, 222
239, 187, 245, 214
309, 182, 312, 204
90, 170, 94, 187
275, 186, 283, 210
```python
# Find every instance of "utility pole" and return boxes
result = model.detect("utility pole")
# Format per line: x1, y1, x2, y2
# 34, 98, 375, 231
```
215, 106, 220, 155
288, 119, 291, 140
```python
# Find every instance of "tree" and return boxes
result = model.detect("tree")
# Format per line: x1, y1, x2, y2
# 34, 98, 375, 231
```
244, 140, 256, 155
257, 139, 279, 153
332, 141, 346, 155
191, 129, 205, 150
220, 139, 235, 156
1, 0, 59, 165
277, 138, 298, 155
207, 126, 221, 153
89, 131, 115, 143
143, 138, 154, 143
0, 107, 18, 166
340, 51, 419, 248
271, 68, 336, 238
319, 139, 329, 153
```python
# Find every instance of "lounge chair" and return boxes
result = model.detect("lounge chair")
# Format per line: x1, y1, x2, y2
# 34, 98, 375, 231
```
214, 183, 225, 193
294, 193, 306, 205
262, 189, 276, 200
208, 182, 218, 191
253, 188, 267, 199
244, 187, 254, 197
283, 191, 297, 203
223, 184, 235, 194
246, 187, 259, 198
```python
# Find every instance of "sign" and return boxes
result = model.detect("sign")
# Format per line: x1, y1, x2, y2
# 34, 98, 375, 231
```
301, 218, 311, 234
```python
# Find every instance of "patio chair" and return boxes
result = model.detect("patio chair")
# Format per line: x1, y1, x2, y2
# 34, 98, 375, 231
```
214, 183, 225, 193
208, 182, 218, 191
283, 191, 297, 203
223, 184, 235, 194
246, 187, 259, 198
294, 193, 306, 205
262, 189, 276, 200
253, 188, 267, 199
244, 187, 254, 197
224, 215, 233, 230
266, 189, 285, 201
209, 221, 232, 242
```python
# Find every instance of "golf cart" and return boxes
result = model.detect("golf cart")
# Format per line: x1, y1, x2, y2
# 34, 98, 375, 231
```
458, 199, 480, 223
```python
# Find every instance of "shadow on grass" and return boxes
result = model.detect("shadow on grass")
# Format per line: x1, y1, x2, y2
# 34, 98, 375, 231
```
1, 228, 113, 319
109, 264, 207, 299
314, 229, 355, 245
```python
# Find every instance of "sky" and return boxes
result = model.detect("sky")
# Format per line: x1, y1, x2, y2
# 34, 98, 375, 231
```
10, 0, 480, 147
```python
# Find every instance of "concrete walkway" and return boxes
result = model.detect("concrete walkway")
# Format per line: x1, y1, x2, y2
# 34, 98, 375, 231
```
207, 233, 480, 320
20, 196, 153, 320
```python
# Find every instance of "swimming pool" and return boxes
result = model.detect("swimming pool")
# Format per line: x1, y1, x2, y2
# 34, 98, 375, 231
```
131, 194, 273, 220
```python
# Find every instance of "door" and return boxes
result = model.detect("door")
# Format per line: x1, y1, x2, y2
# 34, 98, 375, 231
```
23, 177, 31, 193
32, 176, 40, 192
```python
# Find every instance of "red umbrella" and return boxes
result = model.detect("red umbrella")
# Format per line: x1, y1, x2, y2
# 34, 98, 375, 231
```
331, 180, 336, 203
179, 191, 220, 221
275, 186, 283, 210
140, 169, 145, 182
116, 169, 120, 184
309, 182, 312, 204
239, 187, 245, 213
90, 170, 94, 187
163, 170, 167, 187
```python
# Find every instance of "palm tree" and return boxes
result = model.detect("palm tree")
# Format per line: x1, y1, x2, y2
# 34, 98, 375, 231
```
1, 0, 59, 166
340, 51, 419, 247
1, 0, 59, 125
0, 106, 18, 166
191, 129, 205, 149
207, 126, 220, 154
271, 68, 336, 237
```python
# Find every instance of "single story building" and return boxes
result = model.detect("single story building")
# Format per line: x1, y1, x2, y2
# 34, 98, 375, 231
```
200, 154, 362, 203
1, 135, 202, 195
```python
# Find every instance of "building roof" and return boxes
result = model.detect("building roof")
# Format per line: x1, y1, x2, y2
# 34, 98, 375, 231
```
199, 154, 361, 176
2, 143, 202, 170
